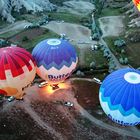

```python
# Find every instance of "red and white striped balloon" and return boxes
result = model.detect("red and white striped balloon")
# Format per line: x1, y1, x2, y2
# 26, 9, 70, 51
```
0, 46, 36, 99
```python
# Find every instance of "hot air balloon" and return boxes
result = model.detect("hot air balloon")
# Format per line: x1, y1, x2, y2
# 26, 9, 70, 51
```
133, 0, 140, 11
0, 46, 36, 99
32, 38, 78, 88
99, 68, 140, 126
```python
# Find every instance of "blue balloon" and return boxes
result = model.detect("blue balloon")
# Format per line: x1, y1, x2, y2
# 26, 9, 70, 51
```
32, 38, 78, 85
99, 68, 140, 126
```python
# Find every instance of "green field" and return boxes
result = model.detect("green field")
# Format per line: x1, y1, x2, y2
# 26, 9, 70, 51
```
104, 37, 140, 68
84, 48, 108, 68
75, 45, 108, 70
48, 12, 90, 24
0, 30, 23, 38
0, 19, 8, 28
99, 8, 121, 17
16, 11, 90, 26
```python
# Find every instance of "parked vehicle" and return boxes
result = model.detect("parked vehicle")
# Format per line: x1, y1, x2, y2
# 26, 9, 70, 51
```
7, 96, 15, 102
38, 81, 48, 88
93, 78, 102, 84
64, 101, 74, 107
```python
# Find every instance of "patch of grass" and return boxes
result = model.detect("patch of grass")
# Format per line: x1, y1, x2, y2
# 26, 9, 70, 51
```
126, 42, 140, 68
0, 30, 22, 38
0, 19, 8, 28
48, 12, 89, 24
104, 36, 125, 56
84, 48, 108, 68
99, 8, 121, 17
49, 0, 67, 6
104, 36, 140, 68
20, 14, 42, 23
18, 12, 90, 26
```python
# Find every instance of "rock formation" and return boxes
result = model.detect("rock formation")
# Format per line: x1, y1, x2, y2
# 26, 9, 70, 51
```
0, 0, 56, 23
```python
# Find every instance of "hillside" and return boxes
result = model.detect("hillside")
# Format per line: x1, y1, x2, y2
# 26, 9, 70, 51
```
0, 0, 56, 23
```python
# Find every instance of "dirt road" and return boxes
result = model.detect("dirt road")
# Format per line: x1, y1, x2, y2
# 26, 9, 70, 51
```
0, 20, 31, 35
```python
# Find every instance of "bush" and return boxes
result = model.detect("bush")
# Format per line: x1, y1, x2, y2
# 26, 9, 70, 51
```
90, 61, 96, 69
121, 49, 125, 54
114, 39, 126, 48
119, 57, 128, 64
43, 29, 49, 34
22, 36, 29, 42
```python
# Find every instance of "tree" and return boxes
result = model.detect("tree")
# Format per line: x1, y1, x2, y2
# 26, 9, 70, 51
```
121, 49, 125, 54
0, 39, 10, 47
90, 61, 96, 69
119, 57, 124, 64
124, 57, 128, 64
22, 36, 29, 42
114, 39, 126, 48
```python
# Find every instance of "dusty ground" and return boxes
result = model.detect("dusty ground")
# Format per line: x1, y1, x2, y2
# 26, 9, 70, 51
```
0, 79, 140, 140
43, 21, 93, 44
99, 16, 125, 37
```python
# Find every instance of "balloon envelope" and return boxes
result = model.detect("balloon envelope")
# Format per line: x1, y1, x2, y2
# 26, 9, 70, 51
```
32, 38, 78, 85
99, 68, 140, 126
133, 0, 140, 11
0, 46, 36, 99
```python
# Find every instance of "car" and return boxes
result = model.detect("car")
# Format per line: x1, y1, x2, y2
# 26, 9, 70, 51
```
38, 81, 48, 88
64, 101, 74, 107
91, 44, 99, 51
93, 77, 102, 84
7, 96, 15, 102
24, 25, 31, 29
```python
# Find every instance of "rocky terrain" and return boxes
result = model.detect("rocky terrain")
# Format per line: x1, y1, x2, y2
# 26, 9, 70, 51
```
0, 0, 56, 23
58, 1, 95, 15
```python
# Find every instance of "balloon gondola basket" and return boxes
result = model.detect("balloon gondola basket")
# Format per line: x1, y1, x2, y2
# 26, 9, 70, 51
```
51, 84, 59, 90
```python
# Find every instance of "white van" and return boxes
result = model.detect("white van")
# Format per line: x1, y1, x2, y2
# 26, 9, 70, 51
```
93, 78, 102, 84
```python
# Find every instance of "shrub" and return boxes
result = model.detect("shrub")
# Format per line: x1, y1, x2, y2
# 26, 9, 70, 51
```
22, 36, 29, 42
